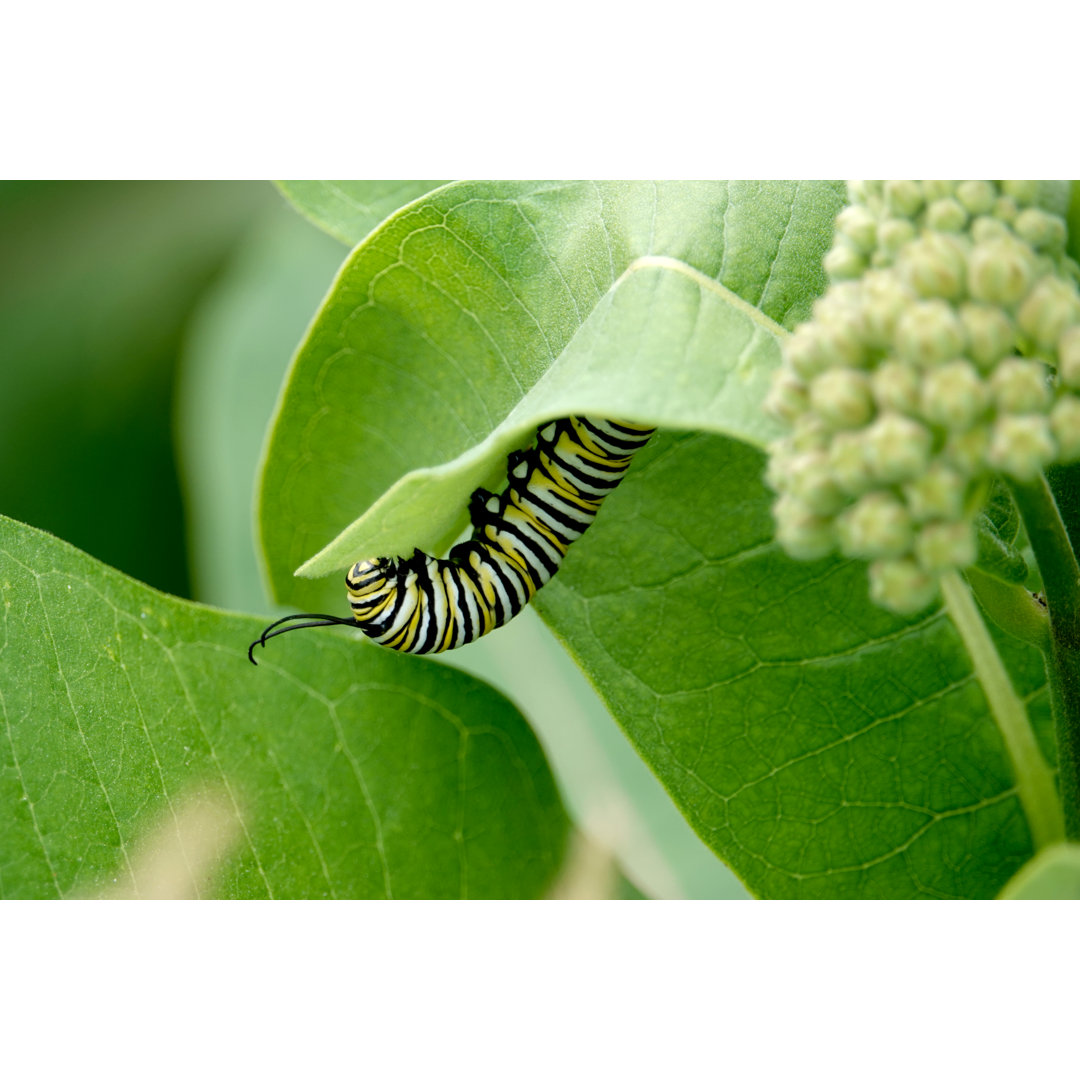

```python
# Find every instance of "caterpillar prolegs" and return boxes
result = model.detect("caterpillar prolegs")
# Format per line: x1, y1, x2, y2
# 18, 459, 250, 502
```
249, 417, 655, 662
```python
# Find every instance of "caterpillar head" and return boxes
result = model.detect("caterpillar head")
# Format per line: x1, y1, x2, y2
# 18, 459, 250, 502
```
345, 556, 400, 612
347, 556, 396, 586
243, 557, 405, 664
245, 562, 396, 665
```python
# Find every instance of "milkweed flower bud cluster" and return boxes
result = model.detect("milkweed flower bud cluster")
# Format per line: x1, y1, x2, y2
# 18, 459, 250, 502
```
766, 180, 1080, 615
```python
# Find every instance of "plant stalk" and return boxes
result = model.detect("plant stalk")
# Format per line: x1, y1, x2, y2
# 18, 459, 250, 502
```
1008, 475, 1080, 839
940, 571, 1064, 849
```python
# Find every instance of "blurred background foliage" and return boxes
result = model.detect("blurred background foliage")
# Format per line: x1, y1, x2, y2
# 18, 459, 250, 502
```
0, 180, 748, 898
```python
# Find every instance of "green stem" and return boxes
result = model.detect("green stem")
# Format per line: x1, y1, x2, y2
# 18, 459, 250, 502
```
1008, 475, 1080, 839
940, 570, 1064, 849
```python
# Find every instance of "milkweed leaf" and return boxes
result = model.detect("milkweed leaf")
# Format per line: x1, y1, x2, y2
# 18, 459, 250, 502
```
259, 180, 844, 611
275, 181, 450, 246
0, 515, 567, 899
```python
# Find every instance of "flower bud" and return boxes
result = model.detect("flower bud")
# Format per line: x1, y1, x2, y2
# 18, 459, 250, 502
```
828, 430, 875, 496
968, 239, 1035, 305
915, 520, 977, 571
897, 233, 967, 300
812, 281, 863, 325
872, 359, 921, 414
922, 180, 956, 202
926, 198, 968, 233
943, 425, 990, 473
835, 205, 878, 253
1015, 208, 1067, 253
1018, 276, 1080, 350
895, 300, 967, 366
993, 196, 1019, 223
861, 271, 913, 348
848, 180, 884, 205
817, 320, 867, 369
1001, 180, 1040, 207
764, 440, 795, 492
788, 452, 846, 515
884, 180, 924, 218
959, 303, 1016, 368
903, 462, 967, 521
877, 218, 918, 261
774, 495, 836, 560
837, 492, 913, 559
824, 242, 866, 281
989, 358, 1051, 414
971, 216, 1012, 244
765, 369, 809, 423
1058, 325, 1080, 389
810, 369, 874, 429
785, 324, 830, 380
920, 360, 988, 430
791, 412, 831, 452
1030, 252, 1059, 283
864, 412, 933, 483
868, 558, 940, 614
987, 414, 1056, 480
956, 181, 997, 217
1050, 396, 1080, 461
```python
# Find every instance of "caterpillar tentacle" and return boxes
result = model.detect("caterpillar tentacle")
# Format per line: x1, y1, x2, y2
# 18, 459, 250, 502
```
249, 416, 655, 662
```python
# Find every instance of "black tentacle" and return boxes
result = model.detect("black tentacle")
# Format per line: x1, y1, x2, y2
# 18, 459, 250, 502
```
248, 612, 357, 665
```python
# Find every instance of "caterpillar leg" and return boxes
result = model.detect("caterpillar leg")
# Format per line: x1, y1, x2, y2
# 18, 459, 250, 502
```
468, 487, 499, 527
405, 547, 429, 570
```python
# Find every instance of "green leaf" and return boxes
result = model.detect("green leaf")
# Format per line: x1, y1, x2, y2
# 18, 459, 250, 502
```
447, 607, 751, 898
974, 483, 1028, 585
965, 566, 1049, 651
998, 843, 1080, 898
0, 515, 567, 899
535, 434, 1054, 899
296, 258, 788, 583
275, 181, 449, 246
258, 180, 845, 614
981, 479, 1022, 546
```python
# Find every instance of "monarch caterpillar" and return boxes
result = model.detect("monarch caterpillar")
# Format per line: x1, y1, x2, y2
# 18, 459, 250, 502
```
249, 416, 656, 663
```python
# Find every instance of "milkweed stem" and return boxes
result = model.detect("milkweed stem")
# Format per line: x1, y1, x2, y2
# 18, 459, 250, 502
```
1008, 474, 1080, 839
941, 570, 1064, 850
